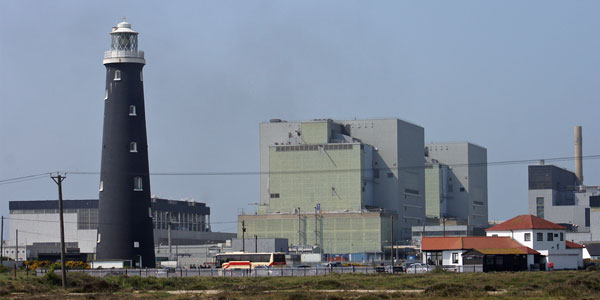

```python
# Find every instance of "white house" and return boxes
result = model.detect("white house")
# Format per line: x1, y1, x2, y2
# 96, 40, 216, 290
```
486, 214, 583, 269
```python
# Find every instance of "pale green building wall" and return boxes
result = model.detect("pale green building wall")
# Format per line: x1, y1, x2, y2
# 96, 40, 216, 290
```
300, 121, 331, 144
239, 214, 388, 254
265, 144, 364, 213
425, 165, 442, 218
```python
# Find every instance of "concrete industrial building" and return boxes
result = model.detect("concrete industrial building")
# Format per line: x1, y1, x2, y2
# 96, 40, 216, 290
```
528, 126, 600, 243
4, 198, 235, 261
239, 118, 425, 259
412, 142, 488, 245
424, 142, 488, 227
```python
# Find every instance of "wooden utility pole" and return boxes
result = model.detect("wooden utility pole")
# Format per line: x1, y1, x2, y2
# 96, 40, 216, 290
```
241, 220, 246, 252
1, 216, 4, 265
15, 229, 18, 262
51, 173, 67, 289
14, 229, 18, 279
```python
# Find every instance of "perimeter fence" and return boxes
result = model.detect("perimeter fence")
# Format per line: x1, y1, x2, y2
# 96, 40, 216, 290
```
36, 264, 482, 278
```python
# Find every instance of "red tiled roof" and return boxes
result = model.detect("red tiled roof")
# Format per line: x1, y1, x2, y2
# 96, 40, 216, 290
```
421, 236, 540, 255
566, 240, 584, 249
486, 215, 567, 231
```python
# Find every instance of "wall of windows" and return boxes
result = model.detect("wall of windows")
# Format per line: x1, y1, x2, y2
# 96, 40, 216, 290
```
11, 207, 208, 232
152, 210, 207, 232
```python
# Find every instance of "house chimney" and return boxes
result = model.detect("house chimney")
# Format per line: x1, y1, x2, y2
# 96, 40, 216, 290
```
574, 126, 583, 185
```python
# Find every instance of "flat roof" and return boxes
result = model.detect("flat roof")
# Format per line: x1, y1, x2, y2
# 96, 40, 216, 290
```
261, 117, 423, 128
9, 198, 210, 215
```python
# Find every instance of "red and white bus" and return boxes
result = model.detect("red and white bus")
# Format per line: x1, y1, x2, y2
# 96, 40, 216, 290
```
216, 252, 286, 269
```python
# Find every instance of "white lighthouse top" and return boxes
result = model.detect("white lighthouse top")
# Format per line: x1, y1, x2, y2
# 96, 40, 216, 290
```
111, 21, 138, 34
103, 19, 145, 65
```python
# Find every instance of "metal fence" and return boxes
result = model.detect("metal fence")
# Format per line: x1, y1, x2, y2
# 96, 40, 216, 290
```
36, 264, 482, 278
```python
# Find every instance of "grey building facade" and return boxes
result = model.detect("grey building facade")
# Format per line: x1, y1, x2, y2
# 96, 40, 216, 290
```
528, 164, 600, 242
6, 198, 235, 261
254, 118, 425, 246
424, 142, 488, 227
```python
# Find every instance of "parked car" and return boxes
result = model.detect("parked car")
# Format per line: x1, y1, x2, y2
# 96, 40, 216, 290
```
253, 265, 272, 274
405, 263, 432, 274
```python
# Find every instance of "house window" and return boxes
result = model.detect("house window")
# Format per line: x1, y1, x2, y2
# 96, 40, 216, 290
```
547, 232, 553, 241
114, 70, 121, 81
537, 233, 543, 241
129, 105, 137, 116
560, 232, 564, 241
130, 142, 137, 152
134, 177, 143, 191
99, 181, 104, 192
459, 187, 466, 192
387, 172, 393, 178
452, 252, 459, 264
524, 233, 531, 241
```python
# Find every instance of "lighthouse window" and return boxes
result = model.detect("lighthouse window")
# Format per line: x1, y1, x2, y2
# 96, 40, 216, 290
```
99, 181, 104, 192
104, 89, 108, 100
134, 177, 143, 191
129, 105, 137, 116
114, 70, 121, 81
130, 142, 138, 152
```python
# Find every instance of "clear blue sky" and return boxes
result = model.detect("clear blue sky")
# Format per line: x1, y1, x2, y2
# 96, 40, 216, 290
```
1, 1, 599, 232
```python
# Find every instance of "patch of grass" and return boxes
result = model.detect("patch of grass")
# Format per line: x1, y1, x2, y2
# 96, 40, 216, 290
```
424, 282, 482, 297
4, 269, 600, 299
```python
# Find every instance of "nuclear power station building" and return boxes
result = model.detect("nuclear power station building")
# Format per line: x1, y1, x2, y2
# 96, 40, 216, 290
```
423, 142, 488, 226
409, 142, 488, 245
239, 118, 426, 258
528, 126, 600, 243
96, 21, 155, 267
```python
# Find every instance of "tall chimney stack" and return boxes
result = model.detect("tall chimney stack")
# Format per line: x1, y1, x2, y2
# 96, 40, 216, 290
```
574, 126, 583, 185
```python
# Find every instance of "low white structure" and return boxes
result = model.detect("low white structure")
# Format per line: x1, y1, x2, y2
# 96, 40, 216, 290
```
486, 215, 584, 269
91, 260, 131, 269
421, 236, 540, 272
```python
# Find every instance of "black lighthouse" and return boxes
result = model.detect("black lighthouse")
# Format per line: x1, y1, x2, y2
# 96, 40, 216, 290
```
97, 20, 155, 268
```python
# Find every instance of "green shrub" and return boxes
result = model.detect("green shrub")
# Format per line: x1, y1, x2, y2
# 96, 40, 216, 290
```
40, 271, 62, 286
66, 272, 119, 293
425, 283, 481, 297
0, 265, 9, 273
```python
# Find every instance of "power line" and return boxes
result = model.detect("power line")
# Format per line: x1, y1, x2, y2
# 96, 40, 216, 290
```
0, 173, 50, 186
4, 216, 238, 226
1, 154, 600, 186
